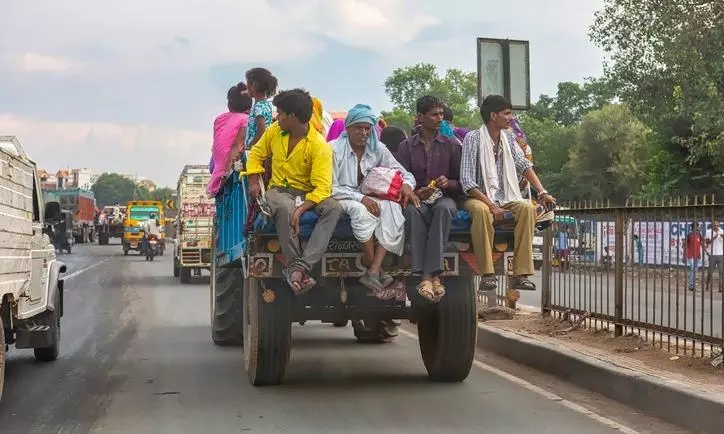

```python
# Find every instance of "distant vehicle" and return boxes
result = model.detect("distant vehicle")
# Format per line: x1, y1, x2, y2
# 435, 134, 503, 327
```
43, 188, 97, 244
173, 165, 214, 283
0, 136, 67, 402
46, 202, 74, 254
96, 205, 126, 245
122, 200, 166, 256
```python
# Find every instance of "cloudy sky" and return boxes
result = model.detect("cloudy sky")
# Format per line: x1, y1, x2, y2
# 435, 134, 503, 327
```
0, 0, 605, 187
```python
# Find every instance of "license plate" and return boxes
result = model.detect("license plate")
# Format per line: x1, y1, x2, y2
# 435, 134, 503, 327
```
130, 242, 138, 248
150, 240, 157, 245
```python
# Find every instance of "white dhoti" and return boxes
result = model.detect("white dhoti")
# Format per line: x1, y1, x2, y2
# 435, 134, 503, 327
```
340, 199, 405, 256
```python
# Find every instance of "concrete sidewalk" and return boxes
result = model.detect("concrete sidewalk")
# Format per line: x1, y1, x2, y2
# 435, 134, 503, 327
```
477, 318, 724, 433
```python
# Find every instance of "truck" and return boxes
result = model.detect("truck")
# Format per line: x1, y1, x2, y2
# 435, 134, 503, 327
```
173, 165, 215, 283
210, 171, 525, 386
96, 205, 126, 245
0, 136, 67, 402
42, 188, 97, 244
122, 200, 166, 255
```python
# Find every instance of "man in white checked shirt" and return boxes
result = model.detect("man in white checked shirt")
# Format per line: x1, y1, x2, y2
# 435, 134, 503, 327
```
460, 95, 556, 293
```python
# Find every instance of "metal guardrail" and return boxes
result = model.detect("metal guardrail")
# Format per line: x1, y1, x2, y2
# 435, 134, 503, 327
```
540, 196, 724, 358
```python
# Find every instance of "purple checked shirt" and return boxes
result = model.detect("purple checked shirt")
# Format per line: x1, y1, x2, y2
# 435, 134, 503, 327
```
395, 132, 463, 198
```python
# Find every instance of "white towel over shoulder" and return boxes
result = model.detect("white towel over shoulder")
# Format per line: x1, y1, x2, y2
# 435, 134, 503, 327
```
478, 126, 522, 205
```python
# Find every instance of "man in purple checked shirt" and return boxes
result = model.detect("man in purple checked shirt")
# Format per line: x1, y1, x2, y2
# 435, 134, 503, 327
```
395, 95, 463, 303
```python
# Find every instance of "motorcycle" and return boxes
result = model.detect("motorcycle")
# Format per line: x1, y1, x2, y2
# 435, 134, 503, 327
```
144, 234, 160, 261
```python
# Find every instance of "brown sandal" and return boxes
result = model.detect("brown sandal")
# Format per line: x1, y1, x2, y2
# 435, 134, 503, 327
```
417, 280, 436, 302
432, 277, 446, 301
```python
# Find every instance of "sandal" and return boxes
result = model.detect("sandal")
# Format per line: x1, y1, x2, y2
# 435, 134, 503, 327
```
479, 275, 498, 291
360, 272, 384, 292
514, 276, 536, 291
432, 276, 446, 301
416, 280, 436, 302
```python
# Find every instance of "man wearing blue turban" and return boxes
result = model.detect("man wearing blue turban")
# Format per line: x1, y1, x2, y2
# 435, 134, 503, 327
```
331, 104, 418, 291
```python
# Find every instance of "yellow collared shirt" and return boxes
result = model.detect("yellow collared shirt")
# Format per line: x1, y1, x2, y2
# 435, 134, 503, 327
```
246, 121, 333, 204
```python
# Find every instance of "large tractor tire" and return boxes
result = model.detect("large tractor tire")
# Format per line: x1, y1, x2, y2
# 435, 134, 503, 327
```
210, 246, 244, 346
416, 275, 477, 382
243, 278, 292, 386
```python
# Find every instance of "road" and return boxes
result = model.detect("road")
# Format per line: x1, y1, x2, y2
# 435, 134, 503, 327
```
0, 243, 685, 433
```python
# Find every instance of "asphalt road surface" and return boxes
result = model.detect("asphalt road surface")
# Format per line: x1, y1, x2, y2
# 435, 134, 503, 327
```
0, 243, 686, 433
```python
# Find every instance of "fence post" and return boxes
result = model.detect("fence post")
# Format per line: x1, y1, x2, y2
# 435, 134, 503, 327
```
541, 226, 552, 316
614, 208, 624, 337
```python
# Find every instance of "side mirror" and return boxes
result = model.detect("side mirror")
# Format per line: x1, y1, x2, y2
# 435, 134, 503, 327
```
44, 201, 61, 222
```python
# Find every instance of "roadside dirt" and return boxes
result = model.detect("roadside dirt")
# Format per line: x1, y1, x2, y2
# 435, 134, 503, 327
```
483, 312, 724, 388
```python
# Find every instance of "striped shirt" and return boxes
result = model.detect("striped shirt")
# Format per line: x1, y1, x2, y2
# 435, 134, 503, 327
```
460, 129, 533, 205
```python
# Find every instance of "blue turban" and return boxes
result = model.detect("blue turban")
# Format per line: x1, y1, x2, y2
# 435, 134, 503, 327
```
342, 104, 380, 150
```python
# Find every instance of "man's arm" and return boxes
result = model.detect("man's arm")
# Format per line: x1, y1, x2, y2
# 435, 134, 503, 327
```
305, 140, 334, 205
331, 146, 364, 202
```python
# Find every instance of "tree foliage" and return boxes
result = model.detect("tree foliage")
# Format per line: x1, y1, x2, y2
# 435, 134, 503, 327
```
382, 63, 479, 129
590, 0, 724, 195
91, 173, 168, 207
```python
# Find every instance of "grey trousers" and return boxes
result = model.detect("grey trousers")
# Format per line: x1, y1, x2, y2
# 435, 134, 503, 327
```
707, 255, 723, 289
265, 187, 342, 272
404, 197, 457, 276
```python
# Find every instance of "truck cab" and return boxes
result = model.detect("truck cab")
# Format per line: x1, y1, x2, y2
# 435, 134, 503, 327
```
122, 200, 165, 256
0, 136, 67, 402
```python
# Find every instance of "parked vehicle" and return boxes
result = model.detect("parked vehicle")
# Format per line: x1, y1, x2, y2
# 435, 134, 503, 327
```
42, 188, 96, 244
46, 201, 74, 254
0, 136, 67, 402
173, 165, 214, 283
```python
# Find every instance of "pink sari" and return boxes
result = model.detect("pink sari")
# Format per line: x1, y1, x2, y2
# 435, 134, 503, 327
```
208, 112, 248, 196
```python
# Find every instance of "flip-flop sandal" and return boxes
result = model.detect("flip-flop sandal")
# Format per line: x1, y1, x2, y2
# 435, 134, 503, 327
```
514, 276, 536, 291
479, 276, 498, 291
360, 273, 384, 292
417, 280, 436, 302
432, 277, 446, 301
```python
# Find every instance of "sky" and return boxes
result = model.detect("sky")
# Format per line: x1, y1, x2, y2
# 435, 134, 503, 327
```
0, 0, 606, 187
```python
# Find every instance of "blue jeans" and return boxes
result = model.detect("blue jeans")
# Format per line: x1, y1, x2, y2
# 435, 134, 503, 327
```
688, 259, 699, 289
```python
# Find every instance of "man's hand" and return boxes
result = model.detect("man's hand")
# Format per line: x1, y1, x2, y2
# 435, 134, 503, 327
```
249, 174, 261, 200
401, 184, 419, 208
539, 192, 557, 209
290, 207, 303, 238
361, 196, 380, 217
415, 187, 434, 200
435, 175, 449, 189
490, 204, 506, 221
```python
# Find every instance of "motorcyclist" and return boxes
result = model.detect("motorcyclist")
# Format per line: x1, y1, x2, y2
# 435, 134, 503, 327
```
142, 212, 161, 252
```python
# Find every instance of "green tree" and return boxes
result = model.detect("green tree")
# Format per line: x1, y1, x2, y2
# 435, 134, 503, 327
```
567, 104, 652, 204
590, 0, 724, 194
519, 117, 577, 200
382, 63, 479, 130
91, 173, 139, 207
153, 187, 175, 203
526, 79, 615, 126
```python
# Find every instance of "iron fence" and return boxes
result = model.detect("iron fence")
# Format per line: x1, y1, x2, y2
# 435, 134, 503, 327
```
540, 196, 723, 358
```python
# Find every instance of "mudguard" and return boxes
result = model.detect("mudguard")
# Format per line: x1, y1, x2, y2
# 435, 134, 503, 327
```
47, 260, 66, 316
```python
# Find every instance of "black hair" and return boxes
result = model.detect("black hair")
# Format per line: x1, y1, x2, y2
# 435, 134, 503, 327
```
380, 126, 408, 153
480, 95, 512, 123
227, 84, 253, 113
416, 95, 444, 115
245, 67, 278, 97
272, 88, 313, 123
443, 104, 454, 122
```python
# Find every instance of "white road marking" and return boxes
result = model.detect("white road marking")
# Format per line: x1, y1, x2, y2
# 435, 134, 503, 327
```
398, 328, 639, 434
62, 257, 113, 281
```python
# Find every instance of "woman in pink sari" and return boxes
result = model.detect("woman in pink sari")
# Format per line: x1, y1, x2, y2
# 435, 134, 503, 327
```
207, 84, 253, 197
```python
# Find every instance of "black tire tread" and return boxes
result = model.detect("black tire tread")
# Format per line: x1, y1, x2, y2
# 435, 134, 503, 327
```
244, 278, 292, 386
212, 267, 244, 346
417, 276, 477, 382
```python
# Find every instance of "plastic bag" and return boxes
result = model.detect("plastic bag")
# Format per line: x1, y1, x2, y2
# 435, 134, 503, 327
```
360, 167, 403, 202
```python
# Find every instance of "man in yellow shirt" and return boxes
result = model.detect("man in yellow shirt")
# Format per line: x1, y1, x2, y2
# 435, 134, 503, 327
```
247, 88, 342, 294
